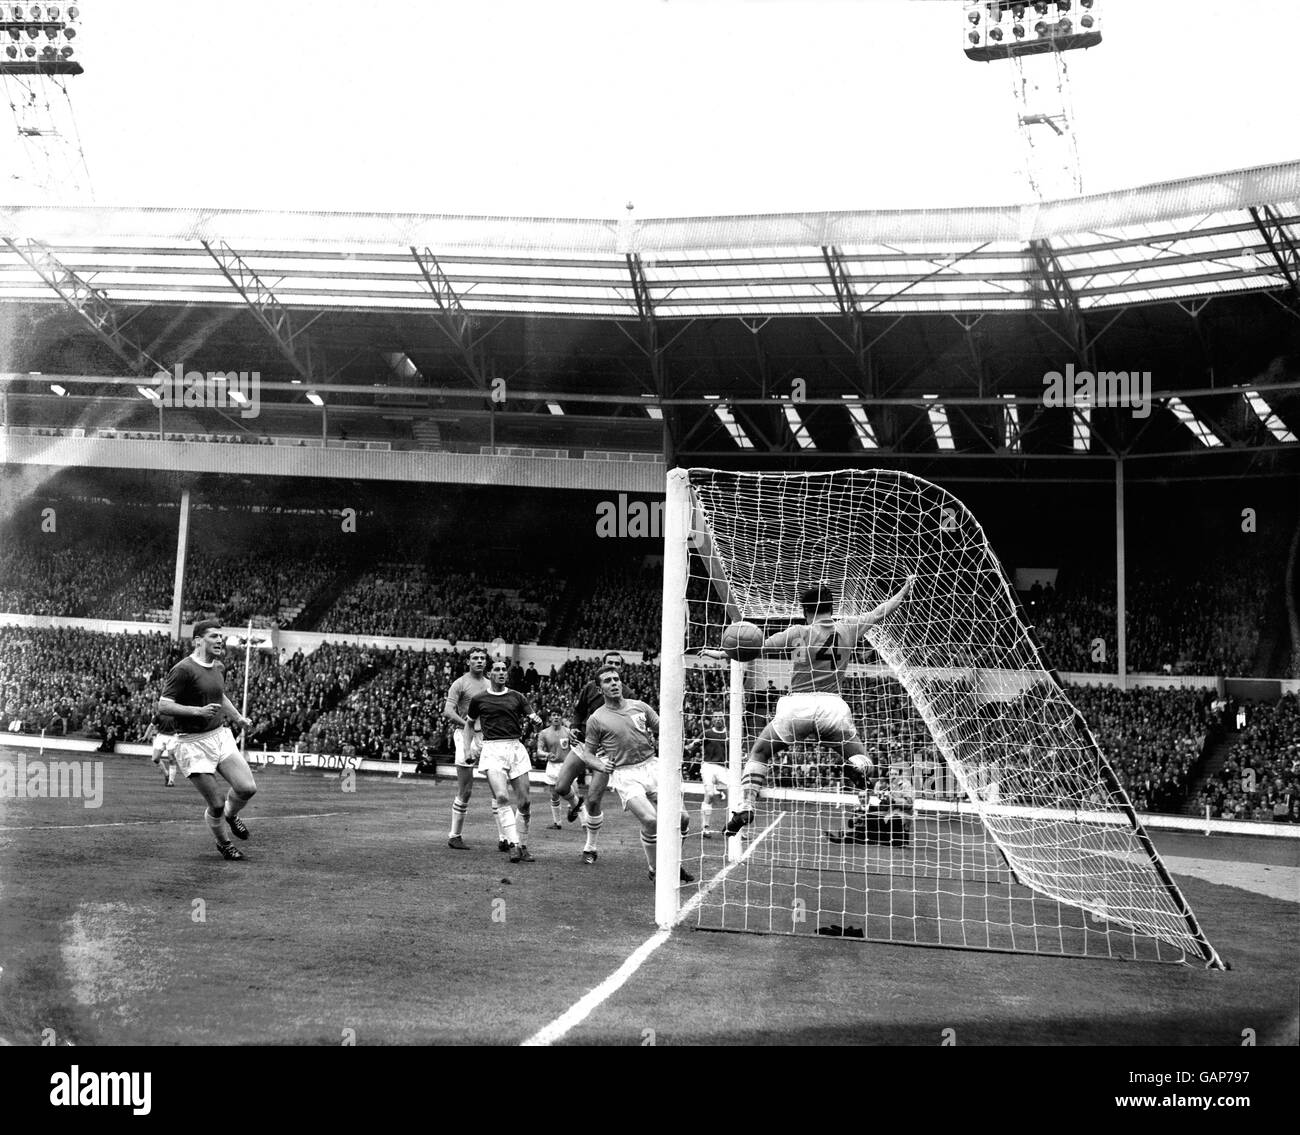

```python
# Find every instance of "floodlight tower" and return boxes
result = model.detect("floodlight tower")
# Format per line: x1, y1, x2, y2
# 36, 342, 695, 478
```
0, 3, 89, 200
963, 1, 1101, 200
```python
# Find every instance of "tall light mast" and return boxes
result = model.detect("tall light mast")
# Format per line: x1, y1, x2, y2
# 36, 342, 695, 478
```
963, 1, 1101, 200
0, 3, 88, 199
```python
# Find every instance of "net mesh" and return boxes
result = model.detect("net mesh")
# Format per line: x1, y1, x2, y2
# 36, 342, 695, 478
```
675, 468, 1221, 967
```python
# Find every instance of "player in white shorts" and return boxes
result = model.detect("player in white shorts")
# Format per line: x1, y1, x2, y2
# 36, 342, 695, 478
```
699, 575, 915, 835
148, 713, 179, 787
687, 711, 730, 837
444, 647, 509, 851
466, 659, 543, 864
536, 712, 572, 828
158, 618, 257, 861
584, 665, 693, 883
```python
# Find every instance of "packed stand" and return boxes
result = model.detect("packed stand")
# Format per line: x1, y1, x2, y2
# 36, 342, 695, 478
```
0, 625, 181, 749
1028, 547, 1279, 677
567, 563, 662, 654
1196, 695, 1300, 822
317, 561, 562, 644
1067, 685, 1208, 813
0, 546, 147, 618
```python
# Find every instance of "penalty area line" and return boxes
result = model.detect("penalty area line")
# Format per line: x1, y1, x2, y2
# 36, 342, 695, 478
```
520, 812, 786, 1047
0, 812, 345, 833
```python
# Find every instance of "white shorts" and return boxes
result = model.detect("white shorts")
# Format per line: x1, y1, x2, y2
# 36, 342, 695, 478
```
453, 728, 483, 769
152, 733, 178, 762
543, 760, 565, 788
700, 761, 729, 793
611, 759, 659, 810
479, 739, 532, 780
770, 693, 858, 745
174, 727, 240, 778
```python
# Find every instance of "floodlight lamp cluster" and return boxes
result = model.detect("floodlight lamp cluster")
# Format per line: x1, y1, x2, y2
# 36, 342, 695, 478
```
0, 2, 80, 70
963, 1, 1099, 60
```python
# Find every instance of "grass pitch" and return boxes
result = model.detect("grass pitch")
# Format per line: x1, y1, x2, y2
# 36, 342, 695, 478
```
1, 749, 1295, 1046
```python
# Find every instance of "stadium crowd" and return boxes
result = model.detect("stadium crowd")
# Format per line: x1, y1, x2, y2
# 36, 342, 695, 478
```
1029, 550, 1276, 678
0, 625, 180, 749
1196, 695, 1300, 822
1, 616, 1295, 824
316, 561, 563, 644
1069, 684, 1208, 813
567, 564, 662, 653
0, 546, 134, 618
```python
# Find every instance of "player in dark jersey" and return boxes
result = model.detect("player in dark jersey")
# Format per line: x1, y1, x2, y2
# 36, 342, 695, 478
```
157, 618, 257, 860
466, 659, 543, 864
687, 711, 730, 837
444, 647, 510, 851
552, 650, 627, 865
699, 576, 914, 836
585, 665, 693, 884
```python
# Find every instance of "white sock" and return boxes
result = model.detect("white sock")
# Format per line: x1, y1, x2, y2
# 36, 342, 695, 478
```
450, 797, 468, 838
498, 806, 519, 846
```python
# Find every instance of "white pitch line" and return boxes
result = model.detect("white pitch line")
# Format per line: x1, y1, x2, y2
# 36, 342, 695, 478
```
520, 812, 786, 1048
0, 812, 344, 833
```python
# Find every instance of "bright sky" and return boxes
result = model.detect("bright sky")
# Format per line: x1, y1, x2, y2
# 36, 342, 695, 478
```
7, 0, 1299, 217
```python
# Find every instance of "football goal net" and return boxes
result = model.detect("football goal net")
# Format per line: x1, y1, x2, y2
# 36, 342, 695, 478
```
654, 467, 1222, 968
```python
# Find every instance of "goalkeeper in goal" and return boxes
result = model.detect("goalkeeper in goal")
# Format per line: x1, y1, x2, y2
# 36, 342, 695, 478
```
699, 575, 914, 836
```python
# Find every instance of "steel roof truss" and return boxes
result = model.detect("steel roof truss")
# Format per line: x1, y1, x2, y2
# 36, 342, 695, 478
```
203, 240, 317, 385
2, 237, 165, 376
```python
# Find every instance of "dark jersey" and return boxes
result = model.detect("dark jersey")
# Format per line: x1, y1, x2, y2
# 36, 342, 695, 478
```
702, 724, 727, 764
159, 656, 228, 734
467, 688, 535, 741
152, 710, 179, 735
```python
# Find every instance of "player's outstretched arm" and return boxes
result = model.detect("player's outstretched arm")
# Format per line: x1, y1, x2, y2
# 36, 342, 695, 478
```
855, 573, 916, 627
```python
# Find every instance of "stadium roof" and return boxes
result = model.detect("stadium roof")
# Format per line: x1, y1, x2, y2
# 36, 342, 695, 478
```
1, 161, 1299, 317
1, 161, 1298, 483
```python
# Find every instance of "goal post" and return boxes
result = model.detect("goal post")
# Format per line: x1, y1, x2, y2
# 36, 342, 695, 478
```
654, 468, 690, 928
658, 466, 1224, 968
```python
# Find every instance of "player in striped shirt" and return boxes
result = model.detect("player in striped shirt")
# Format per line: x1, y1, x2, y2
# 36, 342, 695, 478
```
466, 659, 543, 864
536, 712, 572, 828
699, 576, 914, 835
584, 665, 693, 883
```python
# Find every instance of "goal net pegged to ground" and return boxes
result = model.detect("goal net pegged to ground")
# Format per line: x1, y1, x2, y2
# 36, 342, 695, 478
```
655, 467, 1223, 968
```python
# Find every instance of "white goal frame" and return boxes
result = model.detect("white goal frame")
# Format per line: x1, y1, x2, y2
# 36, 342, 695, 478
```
655, 467, 1223, 968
